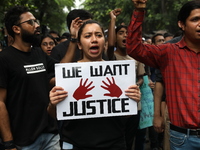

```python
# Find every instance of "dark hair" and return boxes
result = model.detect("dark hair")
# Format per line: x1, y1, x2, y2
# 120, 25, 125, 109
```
173, 30, 183, 38
115, 25, 127, 33
151, 33, 163, 44
40, 34, 57, 46
66, 9, 93, 30
77, 20, 105, 43
178, 0, 200, 24
48, 30, 60, 38
61, 32, 70, 39
4, 6, 29, 38
48, 30, 61, 42
164, 32, 173, 38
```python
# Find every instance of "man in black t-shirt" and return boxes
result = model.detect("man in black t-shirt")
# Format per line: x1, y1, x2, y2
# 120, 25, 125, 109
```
0, 6, 69, 150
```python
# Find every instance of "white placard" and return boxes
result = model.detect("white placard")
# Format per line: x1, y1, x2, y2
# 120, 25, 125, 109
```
55, 60, 137, 120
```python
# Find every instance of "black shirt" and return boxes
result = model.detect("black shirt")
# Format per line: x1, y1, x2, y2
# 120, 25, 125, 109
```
0, 46, 58, 146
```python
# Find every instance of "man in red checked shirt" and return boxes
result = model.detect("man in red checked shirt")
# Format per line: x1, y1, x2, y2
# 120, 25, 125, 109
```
127, 0, 200, 149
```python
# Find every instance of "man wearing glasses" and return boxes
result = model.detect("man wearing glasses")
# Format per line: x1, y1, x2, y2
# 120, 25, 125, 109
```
0, 6, 65, 150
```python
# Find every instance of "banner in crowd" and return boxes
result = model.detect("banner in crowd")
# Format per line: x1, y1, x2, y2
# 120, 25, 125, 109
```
139, 75, 154, 129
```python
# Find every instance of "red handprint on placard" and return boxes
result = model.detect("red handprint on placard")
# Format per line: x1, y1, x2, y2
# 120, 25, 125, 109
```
101, 77, 122, 97
73, 78, 95, 100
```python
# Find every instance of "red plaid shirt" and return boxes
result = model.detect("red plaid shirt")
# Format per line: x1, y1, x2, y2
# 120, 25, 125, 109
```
127, 10, 200, 129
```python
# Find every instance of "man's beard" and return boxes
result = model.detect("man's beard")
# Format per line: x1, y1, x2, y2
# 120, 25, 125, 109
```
21, 27, 41, 47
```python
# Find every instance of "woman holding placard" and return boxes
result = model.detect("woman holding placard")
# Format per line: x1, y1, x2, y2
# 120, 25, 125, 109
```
48, 19, 141, 150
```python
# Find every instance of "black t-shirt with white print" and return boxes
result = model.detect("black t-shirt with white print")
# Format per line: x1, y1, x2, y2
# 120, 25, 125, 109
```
0, 46, 58, 146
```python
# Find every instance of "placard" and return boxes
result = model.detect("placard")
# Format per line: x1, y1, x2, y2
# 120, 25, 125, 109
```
55, 60, 137, 120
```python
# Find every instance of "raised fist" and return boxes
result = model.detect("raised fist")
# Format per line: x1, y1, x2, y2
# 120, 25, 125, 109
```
132, 0, 147, 9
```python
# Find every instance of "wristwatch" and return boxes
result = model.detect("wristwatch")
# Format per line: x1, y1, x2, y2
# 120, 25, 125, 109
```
70, 38, 78, 43
3, 140, 16, 149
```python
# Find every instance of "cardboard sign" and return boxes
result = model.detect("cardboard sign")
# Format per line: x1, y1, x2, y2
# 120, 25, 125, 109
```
55, 60, 137, 120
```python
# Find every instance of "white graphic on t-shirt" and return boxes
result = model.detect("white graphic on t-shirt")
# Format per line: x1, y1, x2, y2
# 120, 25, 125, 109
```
24, 63, 46, 74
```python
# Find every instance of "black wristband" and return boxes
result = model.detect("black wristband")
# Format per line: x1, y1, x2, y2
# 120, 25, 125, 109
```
3, 140, 16, 149
70, 38, 78, 43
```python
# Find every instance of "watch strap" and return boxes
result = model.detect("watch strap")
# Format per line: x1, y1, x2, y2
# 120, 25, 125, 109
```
70, 38, 78, 43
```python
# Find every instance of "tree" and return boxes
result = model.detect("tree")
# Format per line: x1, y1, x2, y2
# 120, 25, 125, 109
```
0, 0, 75, 38
83, 0, 191, 35
144, 0, 191, 34
83, 0, 132, 30
31, 0, 75, 34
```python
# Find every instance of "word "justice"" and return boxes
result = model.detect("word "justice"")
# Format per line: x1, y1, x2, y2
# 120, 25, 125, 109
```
62, 98, 130, 117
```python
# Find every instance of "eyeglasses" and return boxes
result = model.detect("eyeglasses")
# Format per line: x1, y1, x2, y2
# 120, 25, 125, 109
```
42, 42, 55, 46
16, 19, 40, 26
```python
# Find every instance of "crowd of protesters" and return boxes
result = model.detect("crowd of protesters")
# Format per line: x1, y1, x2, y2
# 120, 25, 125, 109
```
0, 0, 200, 150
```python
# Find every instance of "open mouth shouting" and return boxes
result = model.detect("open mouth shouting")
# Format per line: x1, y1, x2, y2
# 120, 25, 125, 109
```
89, 45, 100, 54
122, 39, 126, 46
196, 30, 200, 35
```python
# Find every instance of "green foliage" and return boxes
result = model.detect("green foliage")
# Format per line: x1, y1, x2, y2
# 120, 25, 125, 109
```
83, 0, 132, 30
0, 0, 194, 40
0, 0, 75, 38
83, 0, 191, 35
143, 0, 191, 34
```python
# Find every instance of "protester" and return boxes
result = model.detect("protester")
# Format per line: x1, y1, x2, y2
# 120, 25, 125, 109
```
153, 34, 183, 150
163, 32, 173, 42
60, 32, 70, 43
147, 33, 165, 150
0, 5, 74, 150
40, 34, 57, 55
144, 37, 152, 45
127, 0, 200, 149
107, 8, 145, 150
49, 30, 61, 44
50, 9, 93, 62
0, 27, 14, 51
48, 20, 141, 150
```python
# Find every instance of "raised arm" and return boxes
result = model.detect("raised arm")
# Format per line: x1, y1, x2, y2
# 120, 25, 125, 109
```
60, 17, 83, 63
132, 0, 147, 10
127, 0, 163, 69
127, 0, 147, 58
50, 18, 83, 87
107, 8, 122, 60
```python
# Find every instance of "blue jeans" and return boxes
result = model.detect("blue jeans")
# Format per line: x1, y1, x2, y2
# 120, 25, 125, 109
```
17, 133, 60, 150
170, 129, 200, 150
